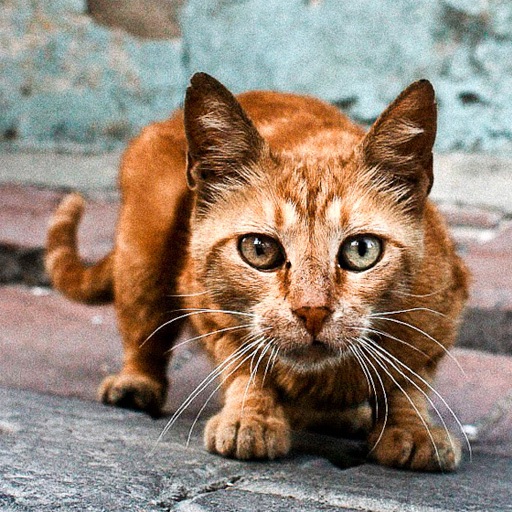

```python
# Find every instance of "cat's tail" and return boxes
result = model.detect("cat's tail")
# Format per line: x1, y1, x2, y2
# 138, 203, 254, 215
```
45, 193, 114, 304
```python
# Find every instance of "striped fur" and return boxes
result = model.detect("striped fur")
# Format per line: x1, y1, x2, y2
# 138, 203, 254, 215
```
46, 73, 469, 471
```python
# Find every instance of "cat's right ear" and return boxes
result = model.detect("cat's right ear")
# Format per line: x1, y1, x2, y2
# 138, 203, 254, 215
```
184, 72, 266, 192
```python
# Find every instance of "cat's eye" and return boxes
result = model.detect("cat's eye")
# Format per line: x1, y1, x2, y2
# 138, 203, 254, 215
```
238, 234, 285, 271
338, 235, 383, 271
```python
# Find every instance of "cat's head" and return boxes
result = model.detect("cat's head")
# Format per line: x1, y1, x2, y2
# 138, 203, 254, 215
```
183, 73, 437, 372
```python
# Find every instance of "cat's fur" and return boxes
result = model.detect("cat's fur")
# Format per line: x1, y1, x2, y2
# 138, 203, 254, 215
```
46, 73, 469, 471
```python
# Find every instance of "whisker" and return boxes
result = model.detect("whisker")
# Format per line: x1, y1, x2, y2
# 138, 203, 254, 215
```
391, 286, 450, 299
358, 340, 443, 468
361, 338, 471, 459
262, 342, 278, 388
185, 334, 269, 447
363, 340, 451, 439
167, 290, 210, 298
241, 338, 273, 418
141, 311, 219, 349
369, 307, 446, 318
349, 344, 377, 420
253, 339, 274, 383
141, 308, 257, 348
349, 345, 373, 399
166, 324, 254, 354
270, 345, 280, 373
357, 326, 430, 358
369, 315, 465, 376
167, 307, 257, 318
153, 335, 263, 449
351, 343, 389, 453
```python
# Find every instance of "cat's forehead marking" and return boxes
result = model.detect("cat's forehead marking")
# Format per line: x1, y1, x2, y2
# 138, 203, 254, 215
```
281, 200, 300, 229
262, 198, 276, 227
325, 198, 343, 225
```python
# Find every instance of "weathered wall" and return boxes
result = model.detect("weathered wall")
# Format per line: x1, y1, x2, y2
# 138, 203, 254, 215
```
0, 0, 185, 152
182, 0, 512, 154
1, 0, 511, 153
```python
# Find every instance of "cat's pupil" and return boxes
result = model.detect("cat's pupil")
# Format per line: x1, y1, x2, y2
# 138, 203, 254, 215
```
254, 239, 266, 256
356, 240, 368, 256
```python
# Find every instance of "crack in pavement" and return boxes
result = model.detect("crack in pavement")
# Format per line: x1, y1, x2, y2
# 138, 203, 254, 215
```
153, 475, 243, 510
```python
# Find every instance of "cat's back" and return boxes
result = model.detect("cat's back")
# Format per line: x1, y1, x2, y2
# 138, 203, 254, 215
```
238, 90, 365, 156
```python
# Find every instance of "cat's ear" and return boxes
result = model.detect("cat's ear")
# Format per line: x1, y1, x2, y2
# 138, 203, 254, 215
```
358, 79, 437, 209
184, 72, 265, 192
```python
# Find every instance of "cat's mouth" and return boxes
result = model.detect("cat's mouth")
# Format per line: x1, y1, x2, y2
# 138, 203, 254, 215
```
280, 339, 341, 366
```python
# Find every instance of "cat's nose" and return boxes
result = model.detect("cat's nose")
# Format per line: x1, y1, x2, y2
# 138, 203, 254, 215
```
293, 306, 331, 338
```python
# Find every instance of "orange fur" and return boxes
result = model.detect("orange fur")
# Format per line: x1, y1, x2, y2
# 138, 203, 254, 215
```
46, 73, 469, 471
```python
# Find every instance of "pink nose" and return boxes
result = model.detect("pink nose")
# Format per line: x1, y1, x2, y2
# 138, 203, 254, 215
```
293, 306, 331, 338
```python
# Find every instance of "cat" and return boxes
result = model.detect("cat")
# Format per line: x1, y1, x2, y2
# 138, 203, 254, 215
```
46, 72, 469, 472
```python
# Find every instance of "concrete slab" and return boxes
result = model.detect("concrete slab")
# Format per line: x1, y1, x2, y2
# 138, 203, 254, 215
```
1, 387, 511, 511
0, 152, 121, 195
459, 223, 512, 354
432, 154, 512, 214
0, 184, 117, 261
1, 152, 512, 213
0, 285, 218, 415
0, 149, 511, 511
0, 285, 120, 401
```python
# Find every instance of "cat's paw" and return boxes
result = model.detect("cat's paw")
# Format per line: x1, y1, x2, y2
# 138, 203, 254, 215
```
368, 426, 461, 472
204, 410, 291, 460
98, 372, 167, 417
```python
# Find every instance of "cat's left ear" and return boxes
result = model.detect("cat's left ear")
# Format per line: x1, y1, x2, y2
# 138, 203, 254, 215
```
184, 72, 266, 193
358, 79, 437, 209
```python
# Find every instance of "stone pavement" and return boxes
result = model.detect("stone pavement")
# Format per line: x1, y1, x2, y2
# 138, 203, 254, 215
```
0, 151, 511, 510
1, 387, 511, 512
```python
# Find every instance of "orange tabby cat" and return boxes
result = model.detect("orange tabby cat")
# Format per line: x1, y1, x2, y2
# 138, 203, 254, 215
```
46, 72, 469, 471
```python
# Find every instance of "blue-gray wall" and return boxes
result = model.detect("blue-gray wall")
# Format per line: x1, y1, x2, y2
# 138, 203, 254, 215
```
2, 0, 512, 153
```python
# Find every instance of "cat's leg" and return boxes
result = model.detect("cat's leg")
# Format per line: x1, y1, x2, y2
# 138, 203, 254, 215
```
99, 207, 189, 416
368, 387, 461, 471
98, 251, 175, 416
204, 374, 291, 460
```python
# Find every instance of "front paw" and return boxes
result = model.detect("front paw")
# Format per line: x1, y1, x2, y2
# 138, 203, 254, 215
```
98, 372, 167, 417
368, 426, 461, 472
204, 409, 291, 460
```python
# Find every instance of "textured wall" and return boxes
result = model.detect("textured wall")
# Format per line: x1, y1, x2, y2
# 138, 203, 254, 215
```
1, 0, 512, 153
0, 0, 185, 152
181, 0, 512, 154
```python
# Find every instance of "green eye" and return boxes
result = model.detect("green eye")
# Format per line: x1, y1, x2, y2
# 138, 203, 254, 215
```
338, 235, 383, 271
238, 234, 285, 271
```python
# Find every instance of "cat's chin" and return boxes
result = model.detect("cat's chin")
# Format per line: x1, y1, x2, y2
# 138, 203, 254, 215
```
279, 341, 344, 372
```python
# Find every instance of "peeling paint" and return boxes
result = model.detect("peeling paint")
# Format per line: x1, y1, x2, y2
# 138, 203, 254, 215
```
1, 0, 512, 153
